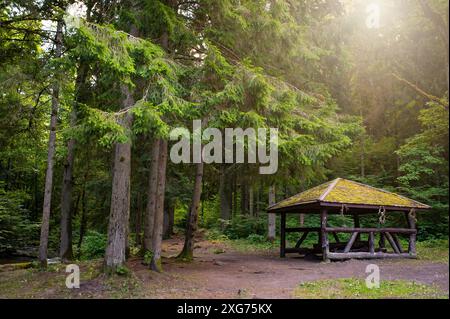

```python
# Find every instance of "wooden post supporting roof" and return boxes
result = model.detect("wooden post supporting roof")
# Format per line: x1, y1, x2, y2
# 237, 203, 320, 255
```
280, 213, 286, 258
320, 210, 329, 262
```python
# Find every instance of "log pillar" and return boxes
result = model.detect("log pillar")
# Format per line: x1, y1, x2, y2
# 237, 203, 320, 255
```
405, 211, 417, 256
320, 209, 329, 262
353, 214, 361, 242
280, 213, 286, 258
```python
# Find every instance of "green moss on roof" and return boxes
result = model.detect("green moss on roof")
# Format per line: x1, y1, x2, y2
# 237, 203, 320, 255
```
269, 181, 332, 210
269, 178, 430, 211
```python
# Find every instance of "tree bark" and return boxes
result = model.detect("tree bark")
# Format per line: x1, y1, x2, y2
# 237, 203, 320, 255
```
249, 185, 254, 216
241, 180, 249, 214
168, 202, 175, 236
179, 161, 204, 260
38, 20, 63, 268
163, 201, 174, 239
219, 164, 231, 221
135, 192, 142, 247
150, 139, 168, 272
59, 63, 88, 262
267, 185, 276, 241
104, 85, 134, 273
77, 183, 87, 258
143, 138, 160, 253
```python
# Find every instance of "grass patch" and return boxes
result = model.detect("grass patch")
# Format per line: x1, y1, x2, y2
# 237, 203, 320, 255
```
416, 239, 449, 263
294, 278, 447, 299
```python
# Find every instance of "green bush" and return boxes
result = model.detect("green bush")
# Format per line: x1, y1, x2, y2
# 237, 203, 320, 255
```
79, 231, 107, 260
245, 234, 266, 243
222, 215, 266, 239
206, 228, 229, 241
0, 185, 39, 253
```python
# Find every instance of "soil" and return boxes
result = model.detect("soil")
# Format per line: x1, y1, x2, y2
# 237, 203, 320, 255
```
127, 235, 449, 299
0, 234, 448, 299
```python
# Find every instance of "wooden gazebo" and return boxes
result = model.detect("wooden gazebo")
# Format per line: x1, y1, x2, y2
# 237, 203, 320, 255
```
267, 178, 430, 261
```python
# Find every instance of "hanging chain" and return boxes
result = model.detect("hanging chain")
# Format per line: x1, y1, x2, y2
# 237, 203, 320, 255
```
378, 206, 386, 224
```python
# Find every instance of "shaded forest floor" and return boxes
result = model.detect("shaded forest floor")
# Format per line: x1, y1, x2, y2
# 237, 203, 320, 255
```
0, 232, 448, 299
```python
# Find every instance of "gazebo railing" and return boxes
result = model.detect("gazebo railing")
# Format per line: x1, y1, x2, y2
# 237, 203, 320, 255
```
279, 210, 418, 260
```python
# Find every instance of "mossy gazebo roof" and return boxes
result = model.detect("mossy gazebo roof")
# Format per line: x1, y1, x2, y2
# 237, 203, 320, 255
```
268, 178, 430, 214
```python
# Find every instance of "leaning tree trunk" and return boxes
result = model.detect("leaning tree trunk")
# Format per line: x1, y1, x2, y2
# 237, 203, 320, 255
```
104, 86, 134, 273
150, 139, 168, 272
38, 20, 63, 268
179, 161, 204, 261
267, 185, 276, 241
59, 63, 87, 262
143, 138, 160, 253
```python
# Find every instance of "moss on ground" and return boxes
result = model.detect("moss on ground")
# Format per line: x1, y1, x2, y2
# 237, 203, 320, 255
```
293, 278, 448, 299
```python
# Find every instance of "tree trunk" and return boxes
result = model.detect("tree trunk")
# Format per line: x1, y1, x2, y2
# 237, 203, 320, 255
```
179, 161, 204, 260
241, 180, 249, 214
268, 185, 276, 241
168, 202, 175, 236
135, 192, 142, 247
150, 139, 168, 272
38, 20, 63, 268
255, 185, 261, 217
249, 185, 254, 216
219, 164, 231, 221
59, 63, 87, 262
232, 173, 237, 217
104, 85, 134, 273
77, 183, 87, 259
143, 138, 160, 253
163, 201, 174, 239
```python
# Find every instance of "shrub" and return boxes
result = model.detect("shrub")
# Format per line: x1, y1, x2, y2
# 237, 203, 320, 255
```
0, 185, 39, 253
79, 231, 107, 260
222, 215, 266, 239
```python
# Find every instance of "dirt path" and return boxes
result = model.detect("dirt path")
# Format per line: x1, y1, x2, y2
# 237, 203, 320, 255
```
0, 235, 448, 299
126, 236, 449, 299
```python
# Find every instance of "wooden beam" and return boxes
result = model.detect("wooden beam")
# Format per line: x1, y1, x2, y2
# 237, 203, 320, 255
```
369, 232, 375, 254
325, 227, 416, 234
295, 231, 309, 249
392, 233, 403, 253
285, 227, 321, 233
344, 232, 359, 253
320, 210, 329, 262
385, 232, 401, 254
379, 232, 386, 252
280, 213, 286, 258
405, 211, 417, 255
332, 232, 340, 243
353, 214, 361, 242
328, 252, 416, 260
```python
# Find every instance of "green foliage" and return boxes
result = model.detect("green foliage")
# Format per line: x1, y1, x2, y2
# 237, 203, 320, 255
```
79, 231, 107, 260
0, 185, 39, 253
143, 250, 153, 265
115, 265, 130, 276
221, 215, 267, 239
